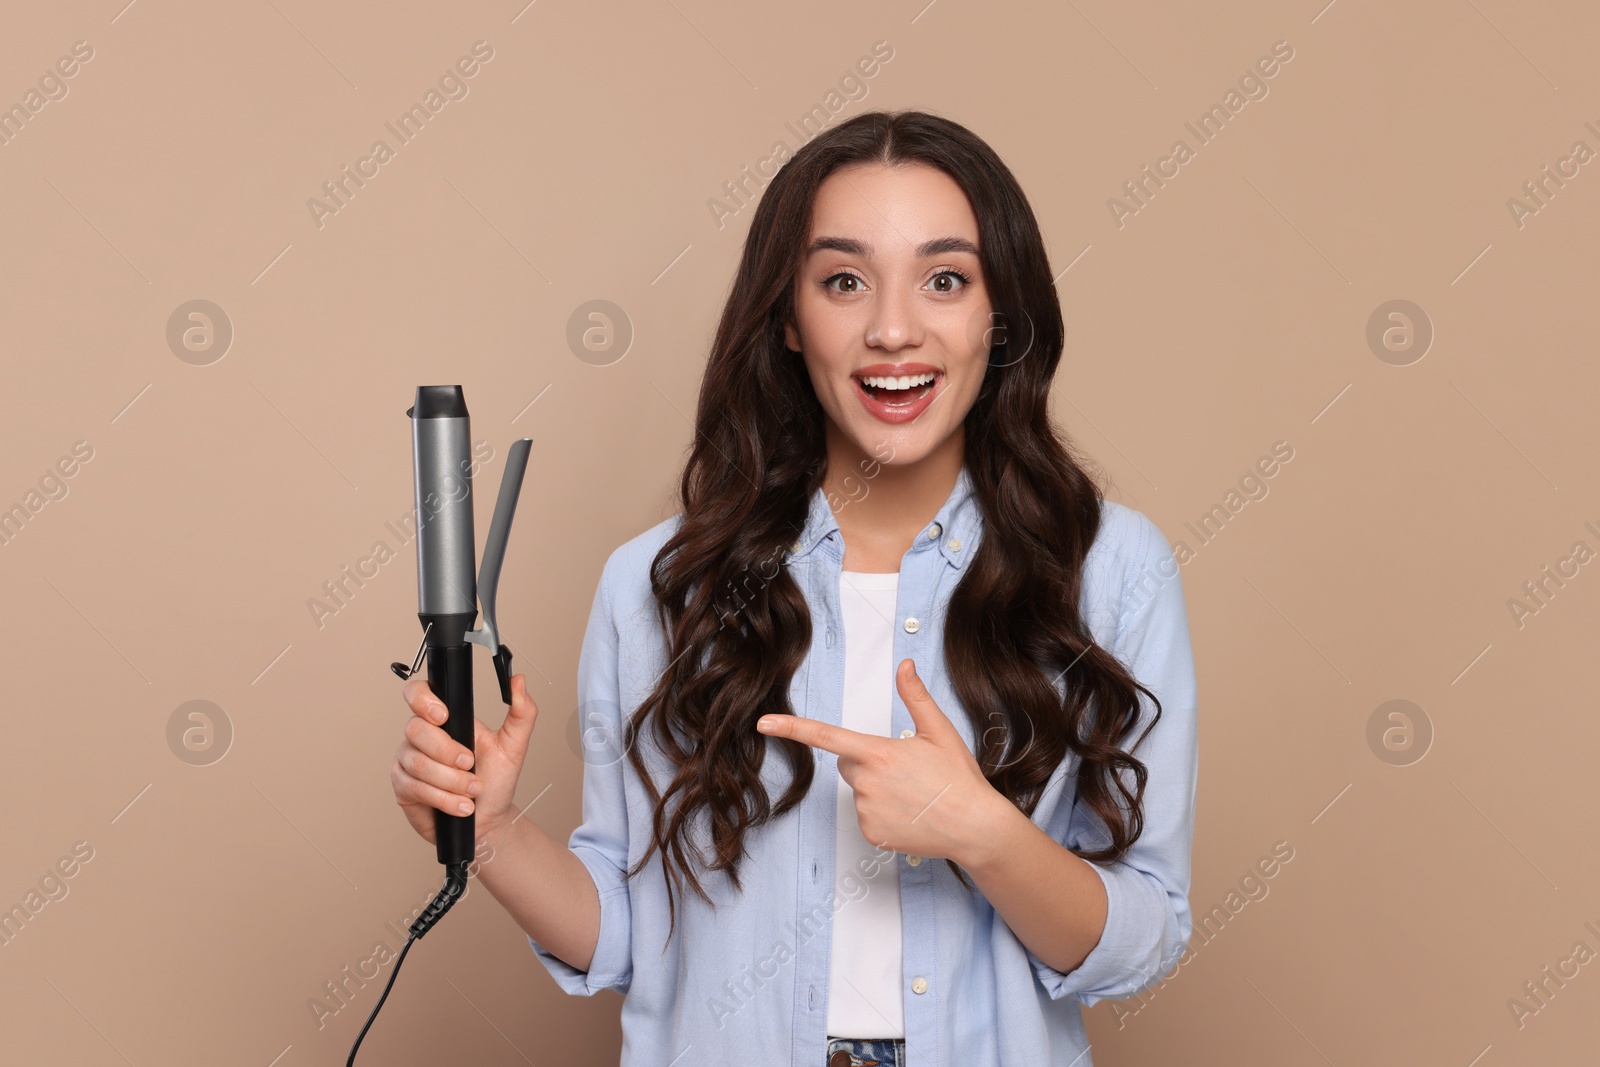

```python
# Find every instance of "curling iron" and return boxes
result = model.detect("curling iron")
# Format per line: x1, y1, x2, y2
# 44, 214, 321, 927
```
347, 385, 532, 1065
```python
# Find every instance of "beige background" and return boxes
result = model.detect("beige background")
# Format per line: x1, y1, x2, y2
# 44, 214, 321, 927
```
1, 0, 1596, 1064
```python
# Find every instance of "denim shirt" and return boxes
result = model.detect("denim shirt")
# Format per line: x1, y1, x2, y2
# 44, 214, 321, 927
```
528, 465, 1199, 1066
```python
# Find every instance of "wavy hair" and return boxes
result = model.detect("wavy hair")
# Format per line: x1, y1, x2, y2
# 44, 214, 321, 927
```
621, 109, 1163, 940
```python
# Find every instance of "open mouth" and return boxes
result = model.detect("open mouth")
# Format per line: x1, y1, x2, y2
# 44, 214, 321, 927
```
853, 370, 940, 406
849, 368, 944, 425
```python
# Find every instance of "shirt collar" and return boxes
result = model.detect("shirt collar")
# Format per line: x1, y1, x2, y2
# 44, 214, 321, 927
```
787, 463, 980, 569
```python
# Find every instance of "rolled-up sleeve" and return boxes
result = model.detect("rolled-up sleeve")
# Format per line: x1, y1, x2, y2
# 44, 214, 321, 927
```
527, 549, 635, 996
1031, 511, 1198, 1007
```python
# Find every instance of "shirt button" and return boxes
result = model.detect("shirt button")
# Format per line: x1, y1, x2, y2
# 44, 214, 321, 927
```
825, 627, 834, 647
903, 617, 919, 634
911, 977, 928, 994
948, 537, 961, 552
899, 729, 913, 738
907, 855, 922, 866
926, 523, 941, 540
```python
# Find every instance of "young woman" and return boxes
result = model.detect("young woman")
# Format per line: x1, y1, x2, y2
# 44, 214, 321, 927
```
390, 109, 1198, 1067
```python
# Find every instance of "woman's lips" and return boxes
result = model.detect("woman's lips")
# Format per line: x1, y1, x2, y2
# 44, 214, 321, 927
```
851, 371, 943, 424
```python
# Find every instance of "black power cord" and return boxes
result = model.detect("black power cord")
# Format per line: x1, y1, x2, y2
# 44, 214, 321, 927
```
346, 861, 471, 1066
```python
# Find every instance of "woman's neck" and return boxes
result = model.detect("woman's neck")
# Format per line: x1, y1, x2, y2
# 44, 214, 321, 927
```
822, 421, 964, 573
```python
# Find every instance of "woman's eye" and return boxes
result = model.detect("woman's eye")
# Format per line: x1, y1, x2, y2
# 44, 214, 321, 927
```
822, 269, 971, 294
928, 269, 971, 293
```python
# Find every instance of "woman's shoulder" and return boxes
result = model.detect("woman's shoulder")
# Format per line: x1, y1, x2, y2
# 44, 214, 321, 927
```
593, 512, 686, 615
1081, 495, 1171, 572
1084, 498, 1180, 633
1091, 498, 1170, 570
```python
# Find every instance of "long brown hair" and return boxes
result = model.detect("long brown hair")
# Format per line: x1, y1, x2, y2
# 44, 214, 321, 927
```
623, 109, 1163, 939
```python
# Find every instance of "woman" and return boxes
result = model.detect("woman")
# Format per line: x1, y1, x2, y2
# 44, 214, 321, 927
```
390, 109, 1199, 1067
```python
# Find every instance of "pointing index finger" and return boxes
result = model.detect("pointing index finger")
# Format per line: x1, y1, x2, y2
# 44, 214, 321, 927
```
757, 713, 878, 761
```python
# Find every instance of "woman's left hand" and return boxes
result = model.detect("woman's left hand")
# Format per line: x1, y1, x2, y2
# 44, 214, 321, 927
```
756, 658, 1012, 866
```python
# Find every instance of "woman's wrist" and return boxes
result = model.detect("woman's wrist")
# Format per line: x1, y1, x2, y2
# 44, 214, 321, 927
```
954, 790, 1030, 877
474, 807, 527, 876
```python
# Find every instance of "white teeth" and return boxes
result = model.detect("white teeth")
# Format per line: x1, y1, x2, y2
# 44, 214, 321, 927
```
859, 372, 936, 390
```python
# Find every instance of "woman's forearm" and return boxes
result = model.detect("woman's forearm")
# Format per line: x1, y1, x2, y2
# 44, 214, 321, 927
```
960, 794, 1108, 974
473, 815, 601, 973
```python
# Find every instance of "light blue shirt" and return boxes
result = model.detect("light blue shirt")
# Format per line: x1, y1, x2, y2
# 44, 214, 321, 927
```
528, 465, 1199, 1066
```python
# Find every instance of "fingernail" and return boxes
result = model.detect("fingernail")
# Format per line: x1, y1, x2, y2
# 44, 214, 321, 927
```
458, 800, 474, 815
456, 752, 473, 769
431, 703, 447, 722
467, 780, 481, 796
756, 717, 775, 732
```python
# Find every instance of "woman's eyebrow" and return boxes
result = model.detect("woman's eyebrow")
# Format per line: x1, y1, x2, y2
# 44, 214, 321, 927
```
806, 235, 980, 258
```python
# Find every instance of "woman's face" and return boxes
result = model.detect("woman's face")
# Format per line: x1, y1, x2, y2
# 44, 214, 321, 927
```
784, 161, 992, 471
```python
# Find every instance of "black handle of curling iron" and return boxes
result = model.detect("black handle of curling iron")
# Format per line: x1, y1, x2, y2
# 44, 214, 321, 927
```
428, 643, 476, 866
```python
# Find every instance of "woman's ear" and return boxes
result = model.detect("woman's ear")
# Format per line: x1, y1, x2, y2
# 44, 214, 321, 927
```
783, 320, 800, 352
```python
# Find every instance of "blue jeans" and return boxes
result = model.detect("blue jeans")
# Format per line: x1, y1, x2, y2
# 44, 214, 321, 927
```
826, 1036, 905, 1067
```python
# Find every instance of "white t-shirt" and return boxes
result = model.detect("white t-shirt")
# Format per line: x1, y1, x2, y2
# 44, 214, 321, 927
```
825, 569, 906, 1039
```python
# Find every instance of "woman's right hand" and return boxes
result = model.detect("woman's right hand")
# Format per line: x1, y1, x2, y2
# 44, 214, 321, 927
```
390, 671, 541, 848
